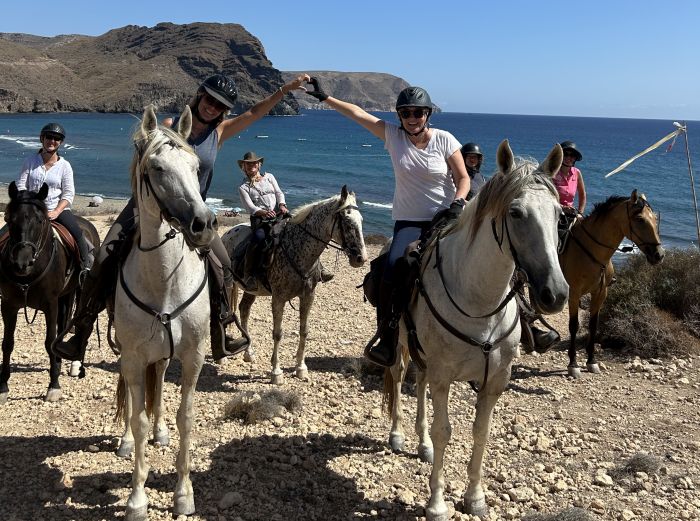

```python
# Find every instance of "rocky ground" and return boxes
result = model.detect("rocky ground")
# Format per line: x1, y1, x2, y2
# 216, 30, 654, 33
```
0, 216, 698, 521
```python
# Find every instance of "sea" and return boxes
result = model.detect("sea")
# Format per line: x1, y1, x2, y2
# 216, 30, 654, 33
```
0, 110, 698, 251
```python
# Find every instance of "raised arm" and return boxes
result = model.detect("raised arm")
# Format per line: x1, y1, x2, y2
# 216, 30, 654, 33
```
576, 171, 587, 214
218, 74, 310, 144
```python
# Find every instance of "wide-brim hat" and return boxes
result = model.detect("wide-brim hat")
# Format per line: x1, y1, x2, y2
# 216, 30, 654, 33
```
237, 151, 264, 169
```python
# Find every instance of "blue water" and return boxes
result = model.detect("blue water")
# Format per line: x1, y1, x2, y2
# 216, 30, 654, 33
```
0, 111, 698, 248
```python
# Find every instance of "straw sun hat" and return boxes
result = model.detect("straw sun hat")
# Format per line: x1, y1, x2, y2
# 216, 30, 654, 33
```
237, 151, 264, 169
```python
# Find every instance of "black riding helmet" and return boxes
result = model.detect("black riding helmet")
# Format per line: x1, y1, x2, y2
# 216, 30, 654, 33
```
560, 140, 583, 162
395, 86, 433, 116
460, 142, 483, 158
40, 123, 66, 140
200, 74, 238, 109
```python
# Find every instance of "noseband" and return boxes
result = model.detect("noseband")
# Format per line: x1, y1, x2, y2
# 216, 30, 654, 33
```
298, 204, 363, 258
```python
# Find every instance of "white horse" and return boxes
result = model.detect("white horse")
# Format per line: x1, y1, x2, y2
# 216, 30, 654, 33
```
222, 187, 367, 384
114, 105, 216, 521
384, 140, 569, 520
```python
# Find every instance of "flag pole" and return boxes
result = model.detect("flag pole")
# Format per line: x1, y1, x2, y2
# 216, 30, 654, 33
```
681, 122, 700, 246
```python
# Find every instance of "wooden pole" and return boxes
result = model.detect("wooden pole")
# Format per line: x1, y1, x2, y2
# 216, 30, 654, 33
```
681, 123, 700, 246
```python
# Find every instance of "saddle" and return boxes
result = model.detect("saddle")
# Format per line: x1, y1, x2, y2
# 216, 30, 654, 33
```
557, 211, 579, 254
231, 215, 289, 292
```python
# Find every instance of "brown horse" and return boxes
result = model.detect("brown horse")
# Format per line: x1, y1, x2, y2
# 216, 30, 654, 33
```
559, 190, 664, 378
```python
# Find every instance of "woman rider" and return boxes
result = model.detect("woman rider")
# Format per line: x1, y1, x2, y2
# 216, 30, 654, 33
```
553, 140, 586, 216
17, 123, 92, 273
460, 142, 487, 200
305, 79, 470, 367
53, 73, 309, 364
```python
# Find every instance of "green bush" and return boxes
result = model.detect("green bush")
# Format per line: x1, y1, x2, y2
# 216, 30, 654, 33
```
599, 248, 700, 358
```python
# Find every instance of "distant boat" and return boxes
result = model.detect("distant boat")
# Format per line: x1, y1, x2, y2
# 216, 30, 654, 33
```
361, 144, 372, 147
297, 138, 307, 141
256, 135, 269, 139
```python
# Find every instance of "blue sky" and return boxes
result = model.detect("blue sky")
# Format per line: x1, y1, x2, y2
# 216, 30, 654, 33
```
1, 0, 698, 119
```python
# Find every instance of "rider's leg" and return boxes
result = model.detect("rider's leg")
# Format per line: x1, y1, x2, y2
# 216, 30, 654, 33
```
242, 227, 265, 290
319, 261, 334, 283
54, 210, 92, 271
365, 221, 429, 367
52, 200, 137, 361
209, 234, 247, 362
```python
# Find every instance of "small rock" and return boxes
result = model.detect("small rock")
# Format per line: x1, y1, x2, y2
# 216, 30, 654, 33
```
218, 491, 243, 510
87, 444, 100, 453
594, 473, 614, 487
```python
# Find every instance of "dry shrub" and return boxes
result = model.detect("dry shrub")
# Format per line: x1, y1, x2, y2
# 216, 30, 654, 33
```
612, 452, 661, 479
522, 508, 593, 521
600, 248, 700, 358
224, 389, 302, 424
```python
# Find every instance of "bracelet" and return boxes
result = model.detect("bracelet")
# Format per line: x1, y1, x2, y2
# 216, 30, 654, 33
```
278, 87, 286, 96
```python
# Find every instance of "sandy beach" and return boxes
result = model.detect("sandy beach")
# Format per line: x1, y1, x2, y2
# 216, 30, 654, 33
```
0, 211, 698, 521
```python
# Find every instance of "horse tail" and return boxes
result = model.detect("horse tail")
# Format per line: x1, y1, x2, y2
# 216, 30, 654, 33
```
115, 373, 126, 424
145, 363, 157, 418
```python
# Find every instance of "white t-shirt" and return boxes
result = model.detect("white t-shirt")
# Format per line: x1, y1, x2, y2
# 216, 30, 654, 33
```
17, 153, 75, 211
384, 123, 461, 221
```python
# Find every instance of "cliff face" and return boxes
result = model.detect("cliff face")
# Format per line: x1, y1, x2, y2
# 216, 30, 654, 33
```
0, 23, 299, 115
283, 71, 412, 112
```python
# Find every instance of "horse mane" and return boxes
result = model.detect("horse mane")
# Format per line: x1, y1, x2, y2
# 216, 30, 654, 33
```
589, 195, 628, 220
129, 124, 196, 194
290, 191, 357, 224
462, 156, 557, 242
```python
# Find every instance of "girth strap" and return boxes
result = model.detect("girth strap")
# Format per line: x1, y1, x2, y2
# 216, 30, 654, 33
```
118, 257, 209, 359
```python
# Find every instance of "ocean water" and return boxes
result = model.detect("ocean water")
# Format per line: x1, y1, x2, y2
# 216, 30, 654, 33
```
0, 110, 698, 249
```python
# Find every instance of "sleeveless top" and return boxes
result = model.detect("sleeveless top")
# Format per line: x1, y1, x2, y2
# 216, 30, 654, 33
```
173, 117, 219, 199
553, 166, 580, 207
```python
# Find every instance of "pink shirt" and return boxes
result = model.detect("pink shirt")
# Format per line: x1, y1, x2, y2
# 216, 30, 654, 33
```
553, 166, 580, 207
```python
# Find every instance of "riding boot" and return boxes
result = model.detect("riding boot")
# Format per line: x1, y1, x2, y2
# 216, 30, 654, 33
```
319, 261, 334, 283
77, 235, 93, 282
242, 241, 261, 291
52, 262, 106, 361
210, 267, 248, 363
364, 280, 399, 367
531, 325, 560, 351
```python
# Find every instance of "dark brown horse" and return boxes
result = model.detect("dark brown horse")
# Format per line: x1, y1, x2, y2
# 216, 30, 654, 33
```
0, 182, 100, 403
559, 190, 664, 378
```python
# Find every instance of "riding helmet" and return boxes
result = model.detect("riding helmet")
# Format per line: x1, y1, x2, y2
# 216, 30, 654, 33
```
395, 86, 433, 115
560, 140, 583, 162
200, 74, 238, 108
40, 123, 66, 140
460, 142, 483, 158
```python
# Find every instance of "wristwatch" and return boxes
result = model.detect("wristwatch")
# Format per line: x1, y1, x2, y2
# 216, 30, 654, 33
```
452, 197, 466, 208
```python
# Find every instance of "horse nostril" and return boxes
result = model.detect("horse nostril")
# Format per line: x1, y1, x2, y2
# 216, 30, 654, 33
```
539, 287, 555, 307
191, 216, 206, 234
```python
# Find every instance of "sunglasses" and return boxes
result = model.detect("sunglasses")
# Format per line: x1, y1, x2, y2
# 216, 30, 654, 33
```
398, 108, 428, 119
43, 133, 63, 142
563, 151, 578, 158
203, 93, 228, 112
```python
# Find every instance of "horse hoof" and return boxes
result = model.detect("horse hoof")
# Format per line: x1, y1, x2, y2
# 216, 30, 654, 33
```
174, 494, 195, 516
45, 388, 62, 402
568, 366, 582, 379
465, 496, 488, 518
0, 392, 8, 406
389, 433, 405, 452
271, 373, 284, 385
116, 440, 134, 459
587, 363, 601, 374
243, 350, 255, 363
418, 444, 434, 463
69, 361, 82, 377
295, 368, 309, 380
125, 504, 148, 521
153, 431, 169, 447
426, 503, 449, 521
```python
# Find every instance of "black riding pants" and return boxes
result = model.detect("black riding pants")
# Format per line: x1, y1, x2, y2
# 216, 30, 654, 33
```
54, 209, 89, 262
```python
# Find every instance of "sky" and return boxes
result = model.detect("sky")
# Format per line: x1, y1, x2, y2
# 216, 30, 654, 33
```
1, 0, 698, 120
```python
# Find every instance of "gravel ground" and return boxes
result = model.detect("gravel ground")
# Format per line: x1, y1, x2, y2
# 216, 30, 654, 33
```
0, 216, 698, 521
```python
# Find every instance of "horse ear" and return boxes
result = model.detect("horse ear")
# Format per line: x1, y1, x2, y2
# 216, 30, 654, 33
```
540, 143, 563, 178
630, 189, 638, 203
177, 106, 193, 140
496, 139, 514, 175
9, 181, 18, 200
340, 184, 349, 203
142, 104, 158, 134
38, 183, 49, 201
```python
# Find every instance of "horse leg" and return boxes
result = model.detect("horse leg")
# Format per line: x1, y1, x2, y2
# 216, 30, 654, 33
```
567, 294, 582, 379
173, 350, 204, 516
0, 303, 18, 405
122, 365, 150, 521
117, 379, 135, 459
415, 366, 433, 463
586, 289, 606, 374
44, 304, 62, 402
239, 292, 256, 363
464, 390, 501, 518
59, 294, 81, 378
426, 381, 452, 521
294, 291, 314, 380
152, 359, 170, 446
387, 346, 407, 452
270, 297, 286, 385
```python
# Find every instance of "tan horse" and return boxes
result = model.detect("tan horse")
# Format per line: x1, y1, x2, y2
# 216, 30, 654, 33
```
559, 191, 664, 378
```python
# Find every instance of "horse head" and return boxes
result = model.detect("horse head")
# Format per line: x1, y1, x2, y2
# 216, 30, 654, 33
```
493, 139, 568, 313
332, 185, 368, 267
4, 181, 51, 277
627, 190, 665, 265
132, 105, 216, 249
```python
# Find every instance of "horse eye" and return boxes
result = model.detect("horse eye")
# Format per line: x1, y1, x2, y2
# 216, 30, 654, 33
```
509, 207, 524, 219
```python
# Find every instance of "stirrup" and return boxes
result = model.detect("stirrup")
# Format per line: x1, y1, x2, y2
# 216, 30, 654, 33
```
363, 331, 397, 367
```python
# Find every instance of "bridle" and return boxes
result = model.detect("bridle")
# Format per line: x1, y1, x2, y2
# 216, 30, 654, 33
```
1, 199, 56, 324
